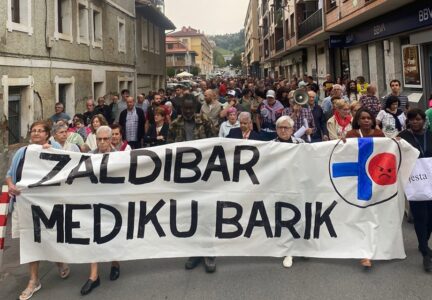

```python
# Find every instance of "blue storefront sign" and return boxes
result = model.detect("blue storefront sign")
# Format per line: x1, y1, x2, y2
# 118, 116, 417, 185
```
330, 0, 432, 48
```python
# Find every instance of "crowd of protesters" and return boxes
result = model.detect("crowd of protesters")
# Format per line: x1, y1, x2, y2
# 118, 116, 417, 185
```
5, 74, 432, 299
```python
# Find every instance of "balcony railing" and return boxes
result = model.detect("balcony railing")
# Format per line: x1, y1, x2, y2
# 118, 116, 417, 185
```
298, 8, 323, 40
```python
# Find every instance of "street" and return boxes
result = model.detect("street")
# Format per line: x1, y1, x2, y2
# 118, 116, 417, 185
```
1, 220, 431, 300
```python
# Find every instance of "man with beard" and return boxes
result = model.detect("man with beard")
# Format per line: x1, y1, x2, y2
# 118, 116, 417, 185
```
145, 93, 165, 132
200, 89, 222, 132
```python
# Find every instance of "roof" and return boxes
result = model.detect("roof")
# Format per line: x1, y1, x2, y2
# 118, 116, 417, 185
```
168, 26, 205, 37
135, 1, 175, 30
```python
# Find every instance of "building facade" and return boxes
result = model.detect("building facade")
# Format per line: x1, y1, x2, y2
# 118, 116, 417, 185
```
165, 36, 197, 74
244, 0, 260, 77
167, 26, 214, 77
248, 0, 432, 107
0, 0, 174, 149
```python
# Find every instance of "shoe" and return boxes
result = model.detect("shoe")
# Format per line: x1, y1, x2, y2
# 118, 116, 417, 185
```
19, 281, 41, 300
185, 257, 202, 270
423, 255, 432, 272
58, 263, 70, 279
80, 277, 100, 295
110, 266, 120, 281
204, 257, 216, 273
283, 256, 293, 268
360, 258, 372, 271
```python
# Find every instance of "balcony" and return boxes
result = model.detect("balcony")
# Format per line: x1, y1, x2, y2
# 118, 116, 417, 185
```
275, 37, 284, 52
298, 8, 322, 40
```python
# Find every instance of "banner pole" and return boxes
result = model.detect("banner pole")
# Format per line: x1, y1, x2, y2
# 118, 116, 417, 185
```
0, 185, 10, 270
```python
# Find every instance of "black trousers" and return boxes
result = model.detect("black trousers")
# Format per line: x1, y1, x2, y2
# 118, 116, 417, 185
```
409, 200, 432, 256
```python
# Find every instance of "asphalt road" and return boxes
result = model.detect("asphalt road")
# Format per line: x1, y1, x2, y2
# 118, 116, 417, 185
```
1, 220, 431, 300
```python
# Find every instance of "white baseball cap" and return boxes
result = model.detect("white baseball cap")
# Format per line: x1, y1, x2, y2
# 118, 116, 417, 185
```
227, 90, 236, 97
266, 90, 276, 98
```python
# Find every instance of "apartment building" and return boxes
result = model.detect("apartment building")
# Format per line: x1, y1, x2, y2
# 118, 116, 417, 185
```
0, 0, 174, 149
249, 0, 432, 106
167, 27, 214, 77
244, 0, 260, 77
165, 36, 198, 74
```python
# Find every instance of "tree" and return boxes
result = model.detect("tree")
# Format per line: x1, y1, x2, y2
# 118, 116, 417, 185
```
190, 66, 201, 76
166, 67, 176, 77
213, 49, 226, 67
230, 52, 242, 68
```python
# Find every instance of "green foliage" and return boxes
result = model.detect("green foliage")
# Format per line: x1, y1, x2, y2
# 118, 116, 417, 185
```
190, 66, 201, 76
208, 29, 245, 53
166, 67, 176, 77
215, 47, 232, 55
213, 49, 226, 67
229, 52, 242, 68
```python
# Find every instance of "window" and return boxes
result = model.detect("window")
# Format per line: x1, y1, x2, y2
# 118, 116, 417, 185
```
54, 76, 75, 116
167, 44, 173, 49
149, 22, 154, 53
55, 0, 73, 42
93, 82, 104, 99
2, 75, 35, 144
290, 13, 295, 37
326, 0, 337, 11
11, 0, 20, 23
7, 0, 33, 35
118, 17, 126, 53
91, 4, 103, 48
181, 38, 189, 49
118, 76, 134, 95
154, 25, 160, 54
141, 18, 148, 51
77, 0, 89, 45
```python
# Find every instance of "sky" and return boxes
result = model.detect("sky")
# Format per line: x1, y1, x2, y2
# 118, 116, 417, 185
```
164, 0, 249, 35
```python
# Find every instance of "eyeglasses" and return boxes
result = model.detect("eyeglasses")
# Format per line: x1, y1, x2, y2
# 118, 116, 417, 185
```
96, 137, 110, 141
277, 126, 292, 130
30, 129, 46, 134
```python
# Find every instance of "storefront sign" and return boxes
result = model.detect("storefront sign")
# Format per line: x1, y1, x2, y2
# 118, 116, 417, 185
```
402, 45, 422, 88
330, 0, 432, 48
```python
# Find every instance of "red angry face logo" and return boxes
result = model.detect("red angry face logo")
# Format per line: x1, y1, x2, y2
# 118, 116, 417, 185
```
368, 153, 397, 186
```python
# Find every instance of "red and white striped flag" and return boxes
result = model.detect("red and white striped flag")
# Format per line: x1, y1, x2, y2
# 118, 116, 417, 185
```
0, 185, 10, 268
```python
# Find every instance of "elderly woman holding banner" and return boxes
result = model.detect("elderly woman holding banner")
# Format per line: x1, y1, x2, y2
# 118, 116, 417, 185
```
80, 125, 121, 295
398, 108, 432, 272
5, 120, 70, 300
273, 115, 304, 267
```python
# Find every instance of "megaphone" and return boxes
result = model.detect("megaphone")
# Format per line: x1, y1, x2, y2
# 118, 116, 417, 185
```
293, 89, 309, 106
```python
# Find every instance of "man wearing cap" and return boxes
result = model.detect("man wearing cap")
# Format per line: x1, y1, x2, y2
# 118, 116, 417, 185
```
220, 90, 244, 119
256, 89, 284, 141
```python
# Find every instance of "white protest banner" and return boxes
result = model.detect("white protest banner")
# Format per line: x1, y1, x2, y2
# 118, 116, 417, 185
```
16, 138, 418, 264
405, 158, 432, 201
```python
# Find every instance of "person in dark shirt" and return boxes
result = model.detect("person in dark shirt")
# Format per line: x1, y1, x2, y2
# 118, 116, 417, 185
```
95, 96, 112, 124
307, 76, 319, 93
83, 98, 97, 126
398, 108, 432, 272
307, 90, 328, 142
